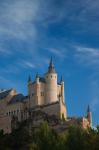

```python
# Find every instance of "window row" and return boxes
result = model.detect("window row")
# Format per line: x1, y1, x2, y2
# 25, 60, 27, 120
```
46, 75, 56, 78
6, 109, 19, 116
31, 92, 44, 97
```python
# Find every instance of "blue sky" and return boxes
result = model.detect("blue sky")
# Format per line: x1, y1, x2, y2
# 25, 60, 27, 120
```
0, 0, 99, 126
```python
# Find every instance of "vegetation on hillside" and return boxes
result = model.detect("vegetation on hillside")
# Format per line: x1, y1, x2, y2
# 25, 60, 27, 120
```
0, 122, 99, 150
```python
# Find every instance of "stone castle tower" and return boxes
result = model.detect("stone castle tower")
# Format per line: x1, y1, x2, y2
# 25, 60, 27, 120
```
45, 57, 58, 104
28, 57, 67, 119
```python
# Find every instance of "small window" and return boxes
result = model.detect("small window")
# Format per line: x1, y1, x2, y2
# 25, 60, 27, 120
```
32, 93, 35, 96
41, 92, 44, 96
14, 110, 16, 115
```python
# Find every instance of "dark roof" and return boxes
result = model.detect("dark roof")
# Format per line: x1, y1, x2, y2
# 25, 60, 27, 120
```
33, 77, 46, 84
9, 94, 25, 104
0, 89, 12, 100
57, 83, 61, 85
48, 57, 56, 73
39, 77, 46, 83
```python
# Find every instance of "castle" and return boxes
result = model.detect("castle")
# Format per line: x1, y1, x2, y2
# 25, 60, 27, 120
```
0, 58, 92, 133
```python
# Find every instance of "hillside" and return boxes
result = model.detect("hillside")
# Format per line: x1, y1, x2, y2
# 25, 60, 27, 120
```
0, 120, 99, 150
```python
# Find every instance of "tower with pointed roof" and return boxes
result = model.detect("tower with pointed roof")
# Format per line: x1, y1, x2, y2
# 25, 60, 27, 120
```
45, 57, 58, 104
87, 105, 92, 126
27, 57, 67, 119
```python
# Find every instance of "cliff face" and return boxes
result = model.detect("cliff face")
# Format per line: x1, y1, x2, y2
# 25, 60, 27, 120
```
11, 109, 90, 135
11, 110, 60, 131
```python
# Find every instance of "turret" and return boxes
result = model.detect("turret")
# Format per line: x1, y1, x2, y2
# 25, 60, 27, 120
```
34, 73, 40, 105
45, 57, 57, 104
60, 76, 65, 103
28, 75, 32, 84
28, 75, 32, 109
87, 105, 92, 127
35, 73, 39, 84
28, 75, 32, 94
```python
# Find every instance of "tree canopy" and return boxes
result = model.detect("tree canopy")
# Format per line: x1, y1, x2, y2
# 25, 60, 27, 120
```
0, 122, 99, 150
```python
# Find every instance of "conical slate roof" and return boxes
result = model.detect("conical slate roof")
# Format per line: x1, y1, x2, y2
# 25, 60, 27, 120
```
48, 57, 56, 73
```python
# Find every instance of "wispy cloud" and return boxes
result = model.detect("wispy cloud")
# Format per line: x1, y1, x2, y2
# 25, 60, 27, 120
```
76, 46, 99, 57
1, 0, 99, 42
16, 57, 50, 71
20, 60, 36, 69
0, 0, 39, 40
38, 0, 99, 35
74, 46, 99, 67
0, 43, 12, 55
48, 48, 67, 59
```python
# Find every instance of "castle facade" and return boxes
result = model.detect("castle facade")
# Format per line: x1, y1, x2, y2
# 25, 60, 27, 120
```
0, 58, 92, 133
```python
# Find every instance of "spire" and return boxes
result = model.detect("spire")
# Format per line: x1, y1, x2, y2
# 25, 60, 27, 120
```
87, 105, 92, 126
60, 75, 63, 82
87, 105, 90, 113
48, 57, 56, 73
50, 56, 53, 67
28, 75, 32, 83
36, 72, 39, 79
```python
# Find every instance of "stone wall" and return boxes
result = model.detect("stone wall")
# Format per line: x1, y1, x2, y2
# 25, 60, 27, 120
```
0, 115, 11, 133
28, 82, 45, 107
6, 102, 24, 122
59, 100, 67, 119
42, 102, 60, 117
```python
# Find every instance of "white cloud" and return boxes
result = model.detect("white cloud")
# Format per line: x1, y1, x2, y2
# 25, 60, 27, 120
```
23, 61, 36, 69
0, 0, 39, 40
1, 0, 99, 42
0, 0, 99, 42
74, 46, 99, 67
17, 60, 36, 69
76, 46, 99, 57
18, 56, 51, 70
48, 48, 67, 59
